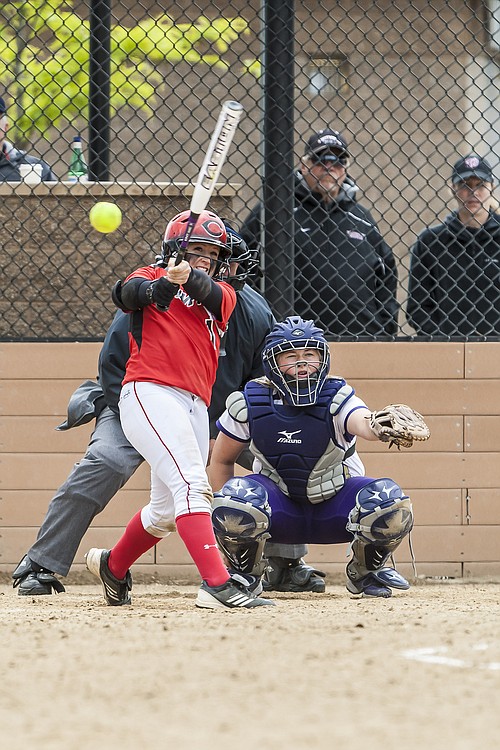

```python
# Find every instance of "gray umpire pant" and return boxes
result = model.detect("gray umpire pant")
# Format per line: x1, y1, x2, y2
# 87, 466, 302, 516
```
27, 407, 144, 576
27, 407, 307, 577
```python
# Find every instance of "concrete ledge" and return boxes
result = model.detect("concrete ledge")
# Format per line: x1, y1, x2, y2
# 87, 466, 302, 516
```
0, 180, 239, 197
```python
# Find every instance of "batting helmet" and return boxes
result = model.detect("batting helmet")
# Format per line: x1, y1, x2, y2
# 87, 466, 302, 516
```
262, 316, 330, 406
161, 210, 230, 280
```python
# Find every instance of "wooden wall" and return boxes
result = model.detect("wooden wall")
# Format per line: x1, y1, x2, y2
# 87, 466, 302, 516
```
1, 341, 499, 582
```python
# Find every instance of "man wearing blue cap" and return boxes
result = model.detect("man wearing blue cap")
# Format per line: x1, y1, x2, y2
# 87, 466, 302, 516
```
0, 95, 56, 181
407, 153, 500, 336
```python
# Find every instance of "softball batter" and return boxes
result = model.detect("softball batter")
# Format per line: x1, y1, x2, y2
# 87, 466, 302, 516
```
85, 210, 274, 610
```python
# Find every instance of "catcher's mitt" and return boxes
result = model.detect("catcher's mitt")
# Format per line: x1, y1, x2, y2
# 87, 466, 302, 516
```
369, 403, 430, 449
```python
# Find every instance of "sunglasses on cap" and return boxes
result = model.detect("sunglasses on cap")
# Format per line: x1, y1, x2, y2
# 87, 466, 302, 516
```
310, 152, 348, 166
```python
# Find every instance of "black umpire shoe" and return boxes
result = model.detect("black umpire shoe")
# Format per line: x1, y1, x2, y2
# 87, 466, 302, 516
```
262, 557, 326, 593
12, 555, 65, 596
85, 548, 132, 606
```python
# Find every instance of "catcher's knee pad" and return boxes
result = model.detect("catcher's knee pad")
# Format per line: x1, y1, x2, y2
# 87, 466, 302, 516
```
346, 478, 413, 591
347, 478, 413, 547
212, 477, 271, 576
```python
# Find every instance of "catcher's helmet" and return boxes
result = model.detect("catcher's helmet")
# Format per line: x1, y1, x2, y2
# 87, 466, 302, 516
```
161, 210, 230, 279
262, 316, 330, 406
224, 222, 261, 288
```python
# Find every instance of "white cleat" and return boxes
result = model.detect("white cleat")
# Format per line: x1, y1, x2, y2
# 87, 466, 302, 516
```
196, 578, 275, 609
85, 548, 132, 606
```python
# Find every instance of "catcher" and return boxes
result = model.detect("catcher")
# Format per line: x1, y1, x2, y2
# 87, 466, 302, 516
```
208, 316, 430, 598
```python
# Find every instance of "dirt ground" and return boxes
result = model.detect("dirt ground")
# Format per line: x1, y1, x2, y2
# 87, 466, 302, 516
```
1, 579, 499, 750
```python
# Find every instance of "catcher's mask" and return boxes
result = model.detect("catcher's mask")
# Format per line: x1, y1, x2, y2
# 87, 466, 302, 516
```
223, 222, 262, 289
262, 316, 330, 406
160, 210, 230, 280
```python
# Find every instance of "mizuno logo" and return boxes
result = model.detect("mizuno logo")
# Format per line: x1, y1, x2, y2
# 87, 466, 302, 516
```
299, 226, 312, 233
277, 430, 302, 444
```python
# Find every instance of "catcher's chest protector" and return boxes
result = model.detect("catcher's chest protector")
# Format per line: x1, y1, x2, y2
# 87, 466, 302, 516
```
244, 379, 349, 503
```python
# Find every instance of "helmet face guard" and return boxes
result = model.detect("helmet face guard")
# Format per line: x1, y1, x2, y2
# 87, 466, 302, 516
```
224, 223, 261, 287
262, 316, 330, 406
161, 210, 230, 280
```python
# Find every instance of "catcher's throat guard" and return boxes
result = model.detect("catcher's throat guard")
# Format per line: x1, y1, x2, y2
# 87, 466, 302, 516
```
212, 477, 271, 576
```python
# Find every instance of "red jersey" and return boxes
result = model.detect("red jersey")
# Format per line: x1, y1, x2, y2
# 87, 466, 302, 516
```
122, 265, 237, 405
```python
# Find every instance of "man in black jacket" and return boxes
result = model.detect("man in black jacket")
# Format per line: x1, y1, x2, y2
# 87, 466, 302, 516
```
0, 95, 56, 181
407, 154, 500, 337
241, 129, 398, 337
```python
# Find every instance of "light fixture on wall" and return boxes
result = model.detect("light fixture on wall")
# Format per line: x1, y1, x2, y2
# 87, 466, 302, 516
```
306, 53, 350, 97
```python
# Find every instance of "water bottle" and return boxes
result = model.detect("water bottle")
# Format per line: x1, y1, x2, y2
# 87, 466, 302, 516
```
68, 135, 88, 182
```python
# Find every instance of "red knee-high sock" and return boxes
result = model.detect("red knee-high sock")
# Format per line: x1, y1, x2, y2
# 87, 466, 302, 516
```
108, 510, 159, 580
176, 513, 229, 587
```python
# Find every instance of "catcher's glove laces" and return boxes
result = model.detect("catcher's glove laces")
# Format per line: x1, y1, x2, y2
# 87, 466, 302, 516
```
368, 403, 430, 450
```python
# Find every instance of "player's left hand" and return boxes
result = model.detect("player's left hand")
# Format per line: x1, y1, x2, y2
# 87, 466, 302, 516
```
166, 258, 191, 285
369, 403, 430, 449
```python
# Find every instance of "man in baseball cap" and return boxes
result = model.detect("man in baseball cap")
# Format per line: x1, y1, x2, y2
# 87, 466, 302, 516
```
408, 151, 500, 336
451, 153, 494, 184
0, 93, 57, 181
241, 122, 398, 331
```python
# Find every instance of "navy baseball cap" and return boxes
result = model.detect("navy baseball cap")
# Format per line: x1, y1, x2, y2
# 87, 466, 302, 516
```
304, 129, 349, 157
452, 154, 493, 184
0, 96, 6, 114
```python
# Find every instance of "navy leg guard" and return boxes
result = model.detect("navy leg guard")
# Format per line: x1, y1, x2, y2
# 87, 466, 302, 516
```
345, 478, 413, 598
212, 477, 271, 577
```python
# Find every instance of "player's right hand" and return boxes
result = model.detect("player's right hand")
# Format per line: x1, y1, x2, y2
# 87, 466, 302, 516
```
166, 258, 191, 285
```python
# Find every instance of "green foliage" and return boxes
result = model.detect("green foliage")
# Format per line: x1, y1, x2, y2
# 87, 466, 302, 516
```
0, 1, 258, 144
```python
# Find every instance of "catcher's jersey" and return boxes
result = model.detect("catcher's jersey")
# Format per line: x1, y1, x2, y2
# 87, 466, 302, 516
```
217, 378, 369, 501
122, 265, 236, 405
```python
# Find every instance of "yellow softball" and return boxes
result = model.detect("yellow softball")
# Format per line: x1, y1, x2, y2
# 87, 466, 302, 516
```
89, 202, 122, 233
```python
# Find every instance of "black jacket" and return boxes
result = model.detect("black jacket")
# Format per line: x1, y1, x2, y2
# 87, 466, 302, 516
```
407, 211, 500, 337
0, 141, 57, 181
98, 285, 275, 436
241, 173, 398, 337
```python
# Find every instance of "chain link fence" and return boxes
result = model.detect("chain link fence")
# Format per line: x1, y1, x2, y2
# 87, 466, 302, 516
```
2, 0, 500, 340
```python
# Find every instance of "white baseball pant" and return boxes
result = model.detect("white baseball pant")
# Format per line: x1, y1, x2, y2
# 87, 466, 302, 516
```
119, 381, 213, 537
